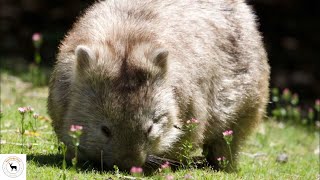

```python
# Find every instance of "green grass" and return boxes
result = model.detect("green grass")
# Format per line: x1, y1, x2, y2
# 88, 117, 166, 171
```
0, 71, 319, 180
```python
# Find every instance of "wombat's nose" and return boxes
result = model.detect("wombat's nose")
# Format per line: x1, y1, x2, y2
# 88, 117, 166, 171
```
116, 152, 146, 170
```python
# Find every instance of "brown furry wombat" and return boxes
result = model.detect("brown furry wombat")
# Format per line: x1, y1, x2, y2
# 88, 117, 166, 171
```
48, 0, 270, 171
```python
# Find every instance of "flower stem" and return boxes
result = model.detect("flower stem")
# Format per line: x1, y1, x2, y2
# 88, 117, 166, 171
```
0, 111, 2, 153
72, 140, 79, 171
58, 142, 67, 179
35, 50, 41, 64
227, 142, 234, 170
21, 114, 25, 153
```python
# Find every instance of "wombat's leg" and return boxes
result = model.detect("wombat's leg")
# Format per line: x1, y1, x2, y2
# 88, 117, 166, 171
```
204, 109, 262, 171
203, 134, 240, 171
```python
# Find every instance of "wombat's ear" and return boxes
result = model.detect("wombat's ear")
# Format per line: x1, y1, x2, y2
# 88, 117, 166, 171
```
153, 48, 169, 70
75, 45, 96, 70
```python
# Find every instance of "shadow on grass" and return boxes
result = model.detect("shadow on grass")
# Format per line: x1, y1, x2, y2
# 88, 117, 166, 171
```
27, 153, 212, 175
28, 153, 63, 167
27, 153, 111, 173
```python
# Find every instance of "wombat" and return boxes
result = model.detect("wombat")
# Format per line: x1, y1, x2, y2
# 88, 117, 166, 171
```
48, 0, 270, 171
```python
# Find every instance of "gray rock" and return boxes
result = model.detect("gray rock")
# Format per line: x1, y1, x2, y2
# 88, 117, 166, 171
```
276, 153, 288, 163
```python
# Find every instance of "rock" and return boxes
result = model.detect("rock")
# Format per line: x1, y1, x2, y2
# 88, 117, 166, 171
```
276, 153, 288, 163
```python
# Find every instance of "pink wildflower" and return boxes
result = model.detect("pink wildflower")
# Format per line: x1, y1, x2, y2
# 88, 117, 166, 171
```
32, 32, 43, 50
190, 118, 199, 124
33, 113, 39, 119
187, 118, 199, 124
283, 88, 290, 95
222, 130, 233, 136
32, 33, 42, 42
184, 174, 193, 179
165, 175, 174, 180
282, 88, 291, 101
26, 106, 34, 112
315, 99, 320, 112
223, 130, 233, 144
70, 125, 83, 132
18, 107, 27, 114
161, 161, 170, 169
308, 108, 314, 120
130, 166, 143, 174
217, 156, 226, 161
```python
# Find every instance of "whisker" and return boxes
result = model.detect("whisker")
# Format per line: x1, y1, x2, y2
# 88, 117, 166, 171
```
148, 155, 179, 163
145, 158, 162, 172
80, 160, 91, 168
100, 150, 104, 171
147, 158, 162, 165
148, 155, 181, 167
144, 162, 157, 170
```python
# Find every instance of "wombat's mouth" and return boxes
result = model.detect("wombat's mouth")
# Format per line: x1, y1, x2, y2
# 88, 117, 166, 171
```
76, 146, 181, 172
73, 154, 181, 173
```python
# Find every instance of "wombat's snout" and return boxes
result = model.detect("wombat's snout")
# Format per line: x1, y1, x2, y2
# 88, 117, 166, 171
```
114, 151, 147, 170
100, 125, 149, 170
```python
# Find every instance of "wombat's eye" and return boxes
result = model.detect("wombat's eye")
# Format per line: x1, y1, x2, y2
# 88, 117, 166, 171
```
101, 126, 111, 138
154, 113, 168, 123
147, 125, 153, 135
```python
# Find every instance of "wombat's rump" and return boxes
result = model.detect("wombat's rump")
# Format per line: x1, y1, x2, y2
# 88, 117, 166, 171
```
48, 0, 269, 170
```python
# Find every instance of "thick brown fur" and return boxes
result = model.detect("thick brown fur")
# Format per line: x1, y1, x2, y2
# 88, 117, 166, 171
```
48, 0, 270, 171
